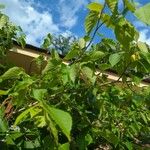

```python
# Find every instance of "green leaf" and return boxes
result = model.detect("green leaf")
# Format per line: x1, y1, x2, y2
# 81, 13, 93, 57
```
140, 112, 148, 124
85, 11, 99, 35
124, 0, 136, 12
24, 141, 35, 149
0, 15, 8, 29
0, 90, 8, 95
85, 134, 93, 146
98, 63, 111, 71
135, 3, 150, 25
58, 143, 70, 150
13, 78, 34, 92
64, 48, 79, 60
34, 116, 46, 127
44, 105, 72, 141
32, 89, 47, 101
0, 108, 8, 132
69, 64, 77, 83
32, 89, 72, 141
17, 34, 26, 48
46, 114, 58, 144
109, 53, 123, 66
100, 130, 119, 146
42, 33, 52, 49
81, 66, 96, 84
6, 135, 15, 145
137, 41, 148, 53
87, 2, 103, 12
79, 38, 86, 49
124, 141, 133, 150
10, 132, 23, 140
14, 107, 32, 126
101, 14, 115, 29
115, 19, 137, 46
0, 67, 23, 81
106, 0, 118, 12
140, 51, 150, 64
89, 51, 105, 61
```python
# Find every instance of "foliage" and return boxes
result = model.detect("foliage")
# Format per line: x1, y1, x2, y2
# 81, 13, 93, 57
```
0, 6, 26, 75
42, 34, 77, 55
0, 0, 150, 149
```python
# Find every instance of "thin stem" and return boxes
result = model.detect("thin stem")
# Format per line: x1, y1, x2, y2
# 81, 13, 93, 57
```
70, 2, 107, 65
85, 1, 107, 51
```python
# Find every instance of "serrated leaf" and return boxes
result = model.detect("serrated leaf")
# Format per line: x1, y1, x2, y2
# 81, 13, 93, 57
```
87, 2, 103, 12
135, 3, 150, 25
106, 0, 118, 12
109, 53, 123, 66
115, 19, 137, 46
85, 11, 99, 35
44, 104, 72, 141
32, 89, 72, 141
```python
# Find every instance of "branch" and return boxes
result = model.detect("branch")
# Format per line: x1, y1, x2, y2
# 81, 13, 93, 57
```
69, 2, 107, 65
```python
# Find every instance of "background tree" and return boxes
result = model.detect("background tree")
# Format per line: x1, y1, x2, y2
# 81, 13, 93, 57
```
42, 34, 77, 55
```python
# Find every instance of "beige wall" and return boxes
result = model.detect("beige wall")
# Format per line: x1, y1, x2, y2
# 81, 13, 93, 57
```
5, 45, 149, 87
7, 46, 48, 74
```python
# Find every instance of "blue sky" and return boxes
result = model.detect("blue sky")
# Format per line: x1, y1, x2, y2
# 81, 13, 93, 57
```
0, 0, 150, 47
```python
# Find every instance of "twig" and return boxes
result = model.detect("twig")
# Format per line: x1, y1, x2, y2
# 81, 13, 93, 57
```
69, 2, 107, 65
85, 2, 107, 50
12, 102, 38, 115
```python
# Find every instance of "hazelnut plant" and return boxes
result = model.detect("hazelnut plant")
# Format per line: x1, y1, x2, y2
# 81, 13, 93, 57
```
0, 1, 150, 149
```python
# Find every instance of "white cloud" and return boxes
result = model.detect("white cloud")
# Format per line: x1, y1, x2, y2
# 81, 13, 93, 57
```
0, 0, 59, 46
139, 29, 150, 45
58, 0, 88, 28
133, 21, 150, 45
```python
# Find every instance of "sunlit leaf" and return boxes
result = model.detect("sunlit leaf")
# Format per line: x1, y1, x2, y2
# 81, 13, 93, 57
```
87, 2, 103, 12
135, 3, 150, 25
85, 11, 99, 35
58, 143, 70, 150
109, 53, 123, 66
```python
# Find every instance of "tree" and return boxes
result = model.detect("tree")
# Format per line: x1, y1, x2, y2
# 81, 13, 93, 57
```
42, 34, 77, 55
0, 1, 150, 149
